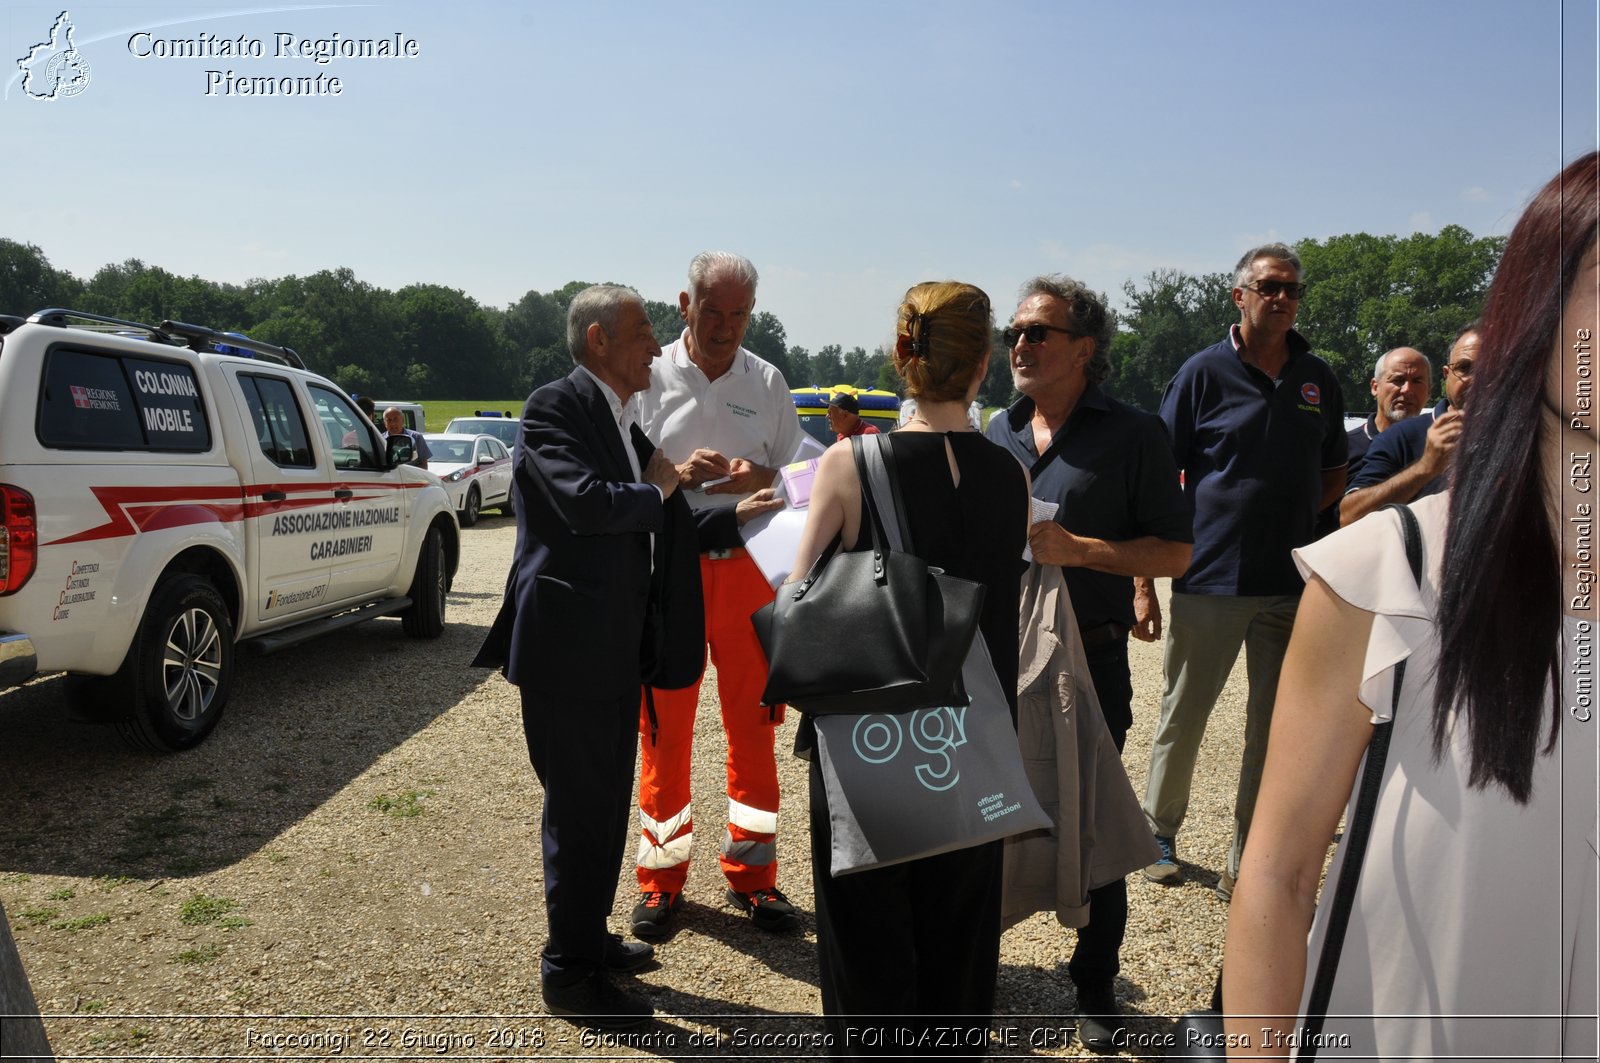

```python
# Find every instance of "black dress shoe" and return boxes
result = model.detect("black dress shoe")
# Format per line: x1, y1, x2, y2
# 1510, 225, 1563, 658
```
604, 932, 655, 973
541, 971, 652, 1029
1075, 982, 1126, 1052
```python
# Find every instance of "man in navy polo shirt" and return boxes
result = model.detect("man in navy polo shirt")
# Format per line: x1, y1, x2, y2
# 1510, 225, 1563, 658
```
1139, 243, 1346, 900
1315, 346, 1432, 537
988, 275, 1192, 1050
1340, 323, 1479, 525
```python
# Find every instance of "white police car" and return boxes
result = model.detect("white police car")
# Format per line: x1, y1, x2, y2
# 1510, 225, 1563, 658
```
423, 433, 514, 526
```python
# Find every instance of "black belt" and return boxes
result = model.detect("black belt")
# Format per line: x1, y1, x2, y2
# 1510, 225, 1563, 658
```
1078, 622, 1129, 648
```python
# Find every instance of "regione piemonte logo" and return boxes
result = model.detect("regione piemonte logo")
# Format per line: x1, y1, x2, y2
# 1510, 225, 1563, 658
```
17, 10, 92, 100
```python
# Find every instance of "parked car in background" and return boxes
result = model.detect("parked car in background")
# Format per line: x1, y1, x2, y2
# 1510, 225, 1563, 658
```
424, 433, 514, 526
443, 411, 519, 450
790, 386, 901, 445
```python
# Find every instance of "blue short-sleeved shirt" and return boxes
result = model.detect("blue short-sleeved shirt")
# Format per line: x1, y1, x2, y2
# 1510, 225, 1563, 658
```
987, 384, 1192, 631
1314, 416, 1381, 539
1346, 416, 1379, 483
1348, 401, 1450, 498
1161, 326, 1346, 596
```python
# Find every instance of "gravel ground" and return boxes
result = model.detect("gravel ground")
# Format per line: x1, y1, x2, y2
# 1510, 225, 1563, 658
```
0, 514, 1259, 1061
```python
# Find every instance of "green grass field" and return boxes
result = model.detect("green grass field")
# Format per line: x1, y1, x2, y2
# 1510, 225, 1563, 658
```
399, 400, 523, 433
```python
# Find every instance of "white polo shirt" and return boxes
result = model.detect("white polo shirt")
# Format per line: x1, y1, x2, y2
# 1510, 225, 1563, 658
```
636, 331, 805, 511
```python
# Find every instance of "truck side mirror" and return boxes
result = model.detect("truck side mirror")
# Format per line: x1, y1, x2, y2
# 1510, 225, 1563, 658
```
385, 435, 414, 468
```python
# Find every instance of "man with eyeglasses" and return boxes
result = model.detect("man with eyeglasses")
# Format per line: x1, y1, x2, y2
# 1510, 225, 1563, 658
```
1340, 322, 1479, 525
1140, 243, 1346, 904
986, 274, 1192, 1050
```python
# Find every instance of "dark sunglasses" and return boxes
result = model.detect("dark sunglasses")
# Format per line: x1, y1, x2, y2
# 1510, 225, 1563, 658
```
1003, 323, 1082, 348
1241, 280, 1307, 299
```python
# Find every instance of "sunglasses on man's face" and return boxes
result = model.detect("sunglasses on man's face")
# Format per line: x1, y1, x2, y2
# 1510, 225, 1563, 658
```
1241, 280, 1307, 300
1002, 323, 1083, 348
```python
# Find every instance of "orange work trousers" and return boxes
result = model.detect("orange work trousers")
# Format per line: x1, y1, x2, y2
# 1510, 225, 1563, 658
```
637, 551, 781, 895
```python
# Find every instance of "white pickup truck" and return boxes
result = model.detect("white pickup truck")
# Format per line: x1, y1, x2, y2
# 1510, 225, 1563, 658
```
0, 310, 460, 751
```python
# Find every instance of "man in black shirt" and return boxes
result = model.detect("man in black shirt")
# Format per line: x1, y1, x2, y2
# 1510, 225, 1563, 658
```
987, 275, 1192, 1050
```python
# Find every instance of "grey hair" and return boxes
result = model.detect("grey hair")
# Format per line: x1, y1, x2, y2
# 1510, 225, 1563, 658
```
1018, 274, 1114, 385
1233, 242, 1303, 288
566, 284, 644, 363
686, 251, 759, 302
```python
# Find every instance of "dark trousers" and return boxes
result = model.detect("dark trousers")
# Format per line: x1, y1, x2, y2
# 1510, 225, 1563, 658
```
1067, 637, 1132, 990
521, 685, 638, 984
810, 756, 1000, 1059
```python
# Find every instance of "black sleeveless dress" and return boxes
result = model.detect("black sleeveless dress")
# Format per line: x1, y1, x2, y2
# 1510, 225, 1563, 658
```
809, 430, 1027, 1056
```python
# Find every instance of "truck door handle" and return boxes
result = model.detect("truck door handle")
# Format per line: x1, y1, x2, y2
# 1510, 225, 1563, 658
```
334, 489, 353, 500
262, 491, 286, 502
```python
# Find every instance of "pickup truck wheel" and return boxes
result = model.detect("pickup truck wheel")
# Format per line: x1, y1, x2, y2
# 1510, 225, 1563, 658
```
460, 485, 480, 528
114, 575, 234, 753
401, 527, 447, 638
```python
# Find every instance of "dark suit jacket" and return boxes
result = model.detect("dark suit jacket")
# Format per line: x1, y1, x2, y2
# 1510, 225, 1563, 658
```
473, 367, 739, 701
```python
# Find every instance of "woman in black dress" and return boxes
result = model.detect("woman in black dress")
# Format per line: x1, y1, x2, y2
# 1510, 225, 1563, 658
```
789, 281, 1029, 1056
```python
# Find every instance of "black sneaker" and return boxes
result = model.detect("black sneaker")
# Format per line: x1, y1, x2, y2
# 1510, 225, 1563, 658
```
541, 971, 652, 1029
630, 891, 680, 941
1075, 982, 1125, 1052
604, 932, 655, 973
725, 887, 800, 931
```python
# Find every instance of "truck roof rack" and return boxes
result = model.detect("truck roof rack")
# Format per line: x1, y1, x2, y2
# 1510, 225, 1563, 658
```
29, 308, 172, 339
25, 309, 305, 370
157, 319, 304, 369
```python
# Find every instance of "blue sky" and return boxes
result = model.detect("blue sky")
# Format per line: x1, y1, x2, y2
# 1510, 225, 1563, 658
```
4, 0, 1596, 357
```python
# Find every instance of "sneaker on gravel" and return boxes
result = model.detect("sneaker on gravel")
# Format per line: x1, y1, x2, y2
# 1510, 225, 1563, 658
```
726, 887, 800, 931
1143, 835, 1182, 884
1215, 870, 1236, 903
630, 891, 680, 940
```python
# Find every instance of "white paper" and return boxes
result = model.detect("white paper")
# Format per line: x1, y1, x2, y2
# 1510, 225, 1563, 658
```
1022, 496, 1061, 563
741, 434, 850, 586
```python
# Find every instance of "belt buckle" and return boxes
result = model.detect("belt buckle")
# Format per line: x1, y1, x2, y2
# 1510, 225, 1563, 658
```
707, 548, 735, 561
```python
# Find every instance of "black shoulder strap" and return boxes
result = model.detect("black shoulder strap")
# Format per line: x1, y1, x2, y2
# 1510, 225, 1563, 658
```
848, 435, 891, 578
1299, 502, 1422, 1055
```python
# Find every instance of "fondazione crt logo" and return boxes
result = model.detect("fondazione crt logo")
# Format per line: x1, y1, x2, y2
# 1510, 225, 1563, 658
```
16, 10, 91, 100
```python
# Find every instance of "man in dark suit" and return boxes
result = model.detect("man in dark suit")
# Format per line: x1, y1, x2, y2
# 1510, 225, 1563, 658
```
474, 284, 779, 1027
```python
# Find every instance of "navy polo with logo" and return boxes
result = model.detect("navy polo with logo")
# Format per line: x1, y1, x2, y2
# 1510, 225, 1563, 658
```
1161, 325, 1346, 596
1347, 399, 1451, 498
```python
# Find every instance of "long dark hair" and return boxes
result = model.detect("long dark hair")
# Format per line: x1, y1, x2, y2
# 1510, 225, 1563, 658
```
1436, 151, 1599, 801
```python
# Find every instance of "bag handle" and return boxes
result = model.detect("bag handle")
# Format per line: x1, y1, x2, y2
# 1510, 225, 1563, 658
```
785, 439, 894, 604
855, 434, 913, 553
1298, 502, 1422, 1056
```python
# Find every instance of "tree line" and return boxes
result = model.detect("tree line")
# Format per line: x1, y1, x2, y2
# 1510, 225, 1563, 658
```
1, 225, 1503, 413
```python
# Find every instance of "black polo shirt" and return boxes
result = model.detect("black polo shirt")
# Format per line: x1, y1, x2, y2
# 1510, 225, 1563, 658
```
987, 383, 1191, 631
1161, 326, 1346, 596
